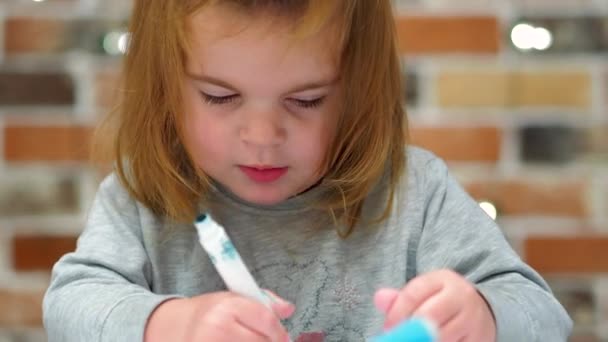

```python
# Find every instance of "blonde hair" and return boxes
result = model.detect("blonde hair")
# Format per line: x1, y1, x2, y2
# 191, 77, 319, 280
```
93, 0, 407, 237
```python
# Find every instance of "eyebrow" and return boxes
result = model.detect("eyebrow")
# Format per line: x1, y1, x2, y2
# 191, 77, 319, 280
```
186, 72, 339, 94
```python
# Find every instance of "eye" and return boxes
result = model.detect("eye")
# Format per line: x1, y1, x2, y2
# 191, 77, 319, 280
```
289, 97, 326, 109
200, 92, 239, 105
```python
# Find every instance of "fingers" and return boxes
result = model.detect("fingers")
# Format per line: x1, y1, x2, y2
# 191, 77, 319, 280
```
374, 288, 400, 314
435, 308, 468, 342
383, 274, 444, 330
230, 321, 269, 342
208, 296, 290, 342
264, 290, 296, 320
234, 297, 290, 342
413, 284, 462, 327
378, 270, 496, 342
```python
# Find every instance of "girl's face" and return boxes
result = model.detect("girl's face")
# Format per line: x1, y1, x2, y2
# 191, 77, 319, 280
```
182, 5, 342, 206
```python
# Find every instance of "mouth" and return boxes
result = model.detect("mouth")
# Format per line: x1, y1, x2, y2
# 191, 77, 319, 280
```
239, 165, 288, 183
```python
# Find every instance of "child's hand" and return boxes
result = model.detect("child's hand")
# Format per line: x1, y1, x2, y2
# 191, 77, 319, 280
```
145, 290, 294, 342
374, 269, 496, 342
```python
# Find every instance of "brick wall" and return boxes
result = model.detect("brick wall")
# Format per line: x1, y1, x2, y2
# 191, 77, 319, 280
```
0, 0, 606, 341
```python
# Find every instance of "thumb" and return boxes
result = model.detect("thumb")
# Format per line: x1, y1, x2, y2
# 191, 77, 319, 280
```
374, 288, 400, 315
264, 290, 296, 320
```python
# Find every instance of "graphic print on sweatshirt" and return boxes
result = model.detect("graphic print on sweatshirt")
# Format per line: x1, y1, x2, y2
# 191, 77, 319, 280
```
253, 256, 369, 341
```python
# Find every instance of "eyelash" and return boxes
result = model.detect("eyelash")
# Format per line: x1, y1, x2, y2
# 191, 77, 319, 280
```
200, 92, 326, 109
202, 93, 238, 105
291, 97, 325, 109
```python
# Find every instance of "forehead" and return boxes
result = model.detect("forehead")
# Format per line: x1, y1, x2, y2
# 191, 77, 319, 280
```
185, 4, 341, 75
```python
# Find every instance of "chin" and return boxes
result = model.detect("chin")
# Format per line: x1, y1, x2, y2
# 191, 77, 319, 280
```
244, 194, 286, 206
236, 189, 290, 206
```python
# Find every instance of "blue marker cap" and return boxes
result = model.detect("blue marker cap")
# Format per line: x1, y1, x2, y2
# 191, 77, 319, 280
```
372, 318, 436, 342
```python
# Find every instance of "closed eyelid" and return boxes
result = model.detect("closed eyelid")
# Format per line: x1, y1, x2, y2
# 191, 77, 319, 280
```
187, 71, 339, 96
291, 79, 336, 91
288, 87, 334, 100
200, 89, 238, 97
187, 73, 238, 92
289, 91, 326, 99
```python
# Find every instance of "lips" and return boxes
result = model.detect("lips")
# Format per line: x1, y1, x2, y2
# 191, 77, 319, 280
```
239, 165, 288, 183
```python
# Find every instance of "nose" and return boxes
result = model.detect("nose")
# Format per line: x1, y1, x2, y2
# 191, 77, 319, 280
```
240, 108, 286, 148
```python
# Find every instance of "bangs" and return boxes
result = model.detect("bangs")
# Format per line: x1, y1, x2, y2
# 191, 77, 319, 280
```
185, 0, 345, 43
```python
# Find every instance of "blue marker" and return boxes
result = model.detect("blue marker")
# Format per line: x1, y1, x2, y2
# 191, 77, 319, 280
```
371, 318, 437, 342
194, 214, 292, 342
194, 214, 272, 306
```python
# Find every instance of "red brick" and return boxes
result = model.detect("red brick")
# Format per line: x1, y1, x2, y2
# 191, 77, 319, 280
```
466, 181, 586, 217
5, 18, 67, 54
409, 126, 501, 162
13, 235, 77, 271
4, 125, 93, 162
525, 237, 608, 273
0, 289, 45, 327
396, 16, 500, 54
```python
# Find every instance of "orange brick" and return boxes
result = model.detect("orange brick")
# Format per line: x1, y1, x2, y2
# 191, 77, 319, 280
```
516, 72, 591, 108
437, 70, 591, 109
396, 16, 500, 54
437, 71, 510, 107
4, 125, 92, 162
525, 237, 608, 273
409, 126, 501, 162
13, 235, 77, 271
466, 181, 586, 217
0, 289, 45, 327
5, 18, 67, 54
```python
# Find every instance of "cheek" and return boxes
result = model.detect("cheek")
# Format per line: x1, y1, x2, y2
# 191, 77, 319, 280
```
308, 111, 339, 170
297, 118, 335, 162
189, 118, 227, 161
183, 102, 227, 163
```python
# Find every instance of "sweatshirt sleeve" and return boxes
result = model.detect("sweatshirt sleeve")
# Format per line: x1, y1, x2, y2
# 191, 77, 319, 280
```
43, 175, 181, 342
414, 155, 572, 342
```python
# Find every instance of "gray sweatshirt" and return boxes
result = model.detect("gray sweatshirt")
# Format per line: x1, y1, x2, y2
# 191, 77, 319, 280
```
43, 147, 572, 341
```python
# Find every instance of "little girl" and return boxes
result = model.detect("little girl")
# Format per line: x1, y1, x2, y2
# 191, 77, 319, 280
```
43, 1, 572, 341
